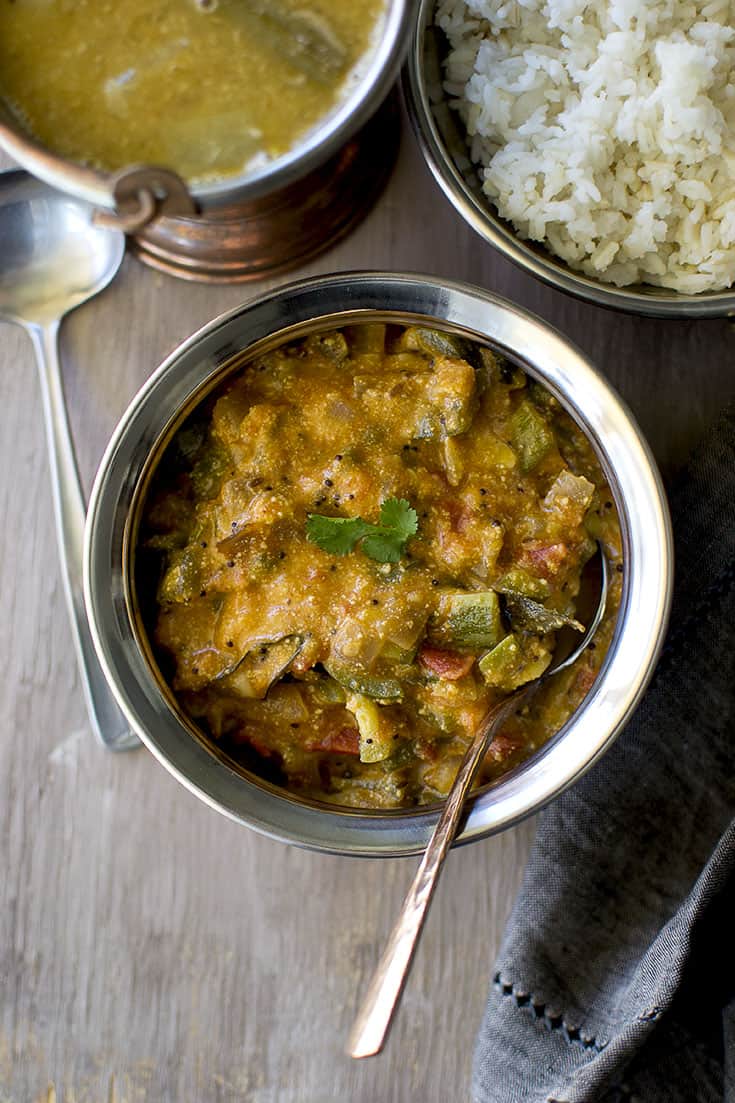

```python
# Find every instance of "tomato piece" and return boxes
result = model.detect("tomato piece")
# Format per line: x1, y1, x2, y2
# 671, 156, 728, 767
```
305, 727, 360, 755
232, 728, 279, 760
520, 541, 569, 578
484, 732, 522, 765
418, 646, 475, 680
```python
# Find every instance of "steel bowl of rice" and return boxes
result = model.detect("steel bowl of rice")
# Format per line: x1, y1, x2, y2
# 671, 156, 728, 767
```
404, 0, 735, 317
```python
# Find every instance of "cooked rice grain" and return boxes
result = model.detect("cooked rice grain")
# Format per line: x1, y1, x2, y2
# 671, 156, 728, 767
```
437, 0, 735, 292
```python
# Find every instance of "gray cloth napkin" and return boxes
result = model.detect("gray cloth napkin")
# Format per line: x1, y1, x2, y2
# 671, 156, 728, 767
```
473, 408, 735, 1103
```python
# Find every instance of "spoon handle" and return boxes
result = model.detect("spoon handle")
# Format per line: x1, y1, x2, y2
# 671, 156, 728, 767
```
30, 322, 139, 752
348, 691, 525, 1059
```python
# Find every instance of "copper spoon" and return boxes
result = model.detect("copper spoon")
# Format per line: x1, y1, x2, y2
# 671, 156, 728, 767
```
348, 546, 609, 1058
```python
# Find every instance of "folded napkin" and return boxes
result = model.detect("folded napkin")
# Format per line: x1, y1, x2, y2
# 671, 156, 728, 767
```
473, 407, 735, 1103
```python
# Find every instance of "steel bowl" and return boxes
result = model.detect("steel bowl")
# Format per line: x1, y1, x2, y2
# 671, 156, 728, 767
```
0, 0, 410, 212
84, 272, 673, 856
403, 0, 735, 319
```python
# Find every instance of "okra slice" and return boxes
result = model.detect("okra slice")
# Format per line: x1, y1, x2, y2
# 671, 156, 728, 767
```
345, 693, 398, 763
397, 326, 480, 367
504, 595, 584, 635
218, 635, 304, 700
158, 547, 202, 603
429, 591, 504, 652
308, 675, 347, 706
323, 660, 403, 702
493, 568, 551, 601
379, 641, 419, 665
510, 400, 555, 472
478, 634, 552, 692
415, 358, 478, 439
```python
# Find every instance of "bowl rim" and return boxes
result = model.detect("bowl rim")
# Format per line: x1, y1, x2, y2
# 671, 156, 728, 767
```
84, 271, 673, 856
402, 0, 735, 319
0, 0, 410, 211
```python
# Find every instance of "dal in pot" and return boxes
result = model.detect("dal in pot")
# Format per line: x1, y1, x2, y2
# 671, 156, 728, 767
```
0, 0, 384, 182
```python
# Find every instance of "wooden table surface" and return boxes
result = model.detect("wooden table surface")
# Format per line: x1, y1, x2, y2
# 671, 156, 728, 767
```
2, 114, 734, 1103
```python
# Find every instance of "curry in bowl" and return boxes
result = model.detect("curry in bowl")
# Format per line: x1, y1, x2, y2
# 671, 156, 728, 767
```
138, 323, 621, 809
0, 0, 384, 182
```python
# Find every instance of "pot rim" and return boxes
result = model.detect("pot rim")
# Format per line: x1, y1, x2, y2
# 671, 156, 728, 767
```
0, 0, 410, 212
402, 0, 735, 319
84, 271, 673, 856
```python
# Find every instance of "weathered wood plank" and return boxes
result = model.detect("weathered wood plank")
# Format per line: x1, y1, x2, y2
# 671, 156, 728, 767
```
1, 109, 733, 1103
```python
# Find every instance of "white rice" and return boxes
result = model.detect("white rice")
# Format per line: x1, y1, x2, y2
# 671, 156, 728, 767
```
436, 0, 735, 292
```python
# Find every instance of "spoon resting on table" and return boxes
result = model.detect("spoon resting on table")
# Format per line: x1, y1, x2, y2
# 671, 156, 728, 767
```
0, 169, 138, 751
348, 545, 610, 1058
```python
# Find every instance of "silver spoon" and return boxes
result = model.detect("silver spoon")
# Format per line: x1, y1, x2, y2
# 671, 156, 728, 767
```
0, 169, 138, 751
348, 546, 609, 1058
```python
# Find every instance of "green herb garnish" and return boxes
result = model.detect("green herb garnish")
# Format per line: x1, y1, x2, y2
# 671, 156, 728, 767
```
305, 498, 419, 563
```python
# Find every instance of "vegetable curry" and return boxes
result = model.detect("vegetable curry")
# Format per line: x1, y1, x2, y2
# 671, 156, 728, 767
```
140, 324, 622, 809
0, 0, 383, 181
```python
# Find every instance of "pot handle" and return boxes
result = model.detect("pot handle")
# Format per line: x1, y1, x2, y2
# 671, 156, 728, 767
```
93, 165, 197, 232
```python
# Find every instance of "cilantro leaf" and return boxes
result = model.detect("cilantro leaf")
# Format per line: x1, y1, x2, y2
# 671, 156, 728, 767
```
304, 514, 372, 556
360, 532, 404, 563
305, 497, 419, 563
379, 498, 418, 542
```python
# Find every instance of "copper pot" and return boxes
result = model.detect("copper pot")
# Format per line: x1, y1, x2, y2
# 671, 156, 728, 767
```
0, 2, 410, 280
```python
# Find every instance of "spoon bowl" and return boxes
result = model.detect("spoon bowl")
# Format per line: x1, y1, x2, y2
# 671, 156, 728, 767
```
0, 168, 137, 750
0, 171, 124, 325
